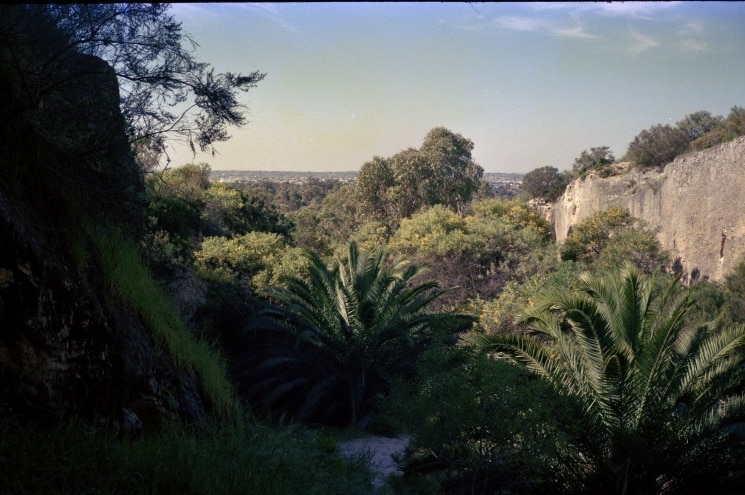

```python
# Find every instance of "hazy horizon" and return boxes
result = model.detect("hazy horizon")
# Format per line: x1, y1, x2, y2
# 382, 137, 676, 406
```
167, 2, 745, 174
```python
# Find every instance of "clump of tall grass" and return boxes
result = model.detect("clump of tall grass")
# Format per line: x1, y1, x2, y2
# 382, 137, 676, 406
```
0, 415, 375, 494
91, 227, 233, 414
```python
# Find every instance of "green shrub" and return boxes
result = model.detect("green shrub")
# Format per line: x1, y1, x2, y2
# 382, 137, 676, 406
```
561, 206, 669, 273
194, 232, 308, 290
379, 344, 577, 494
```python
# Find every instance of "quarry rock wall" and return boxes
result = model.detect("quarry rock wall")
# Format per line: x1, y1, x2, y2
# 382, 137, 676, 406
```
550, 136, 745, 282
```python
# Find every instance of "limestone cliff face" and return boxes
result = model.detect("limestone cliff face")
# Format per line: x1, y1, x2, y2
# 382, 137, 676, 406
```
550, 136, 745, 282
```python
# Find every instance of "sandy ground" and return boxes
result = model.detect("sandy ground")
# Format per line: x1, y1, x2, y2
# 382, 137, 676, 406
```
338, 435, 411, 488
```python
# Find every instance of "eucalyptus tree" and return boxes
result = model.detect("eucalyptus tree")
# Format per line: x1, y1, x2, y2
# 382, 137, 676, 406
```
235, 242, 474, 427
353, 127, 484, 229
471, 265, 745, 494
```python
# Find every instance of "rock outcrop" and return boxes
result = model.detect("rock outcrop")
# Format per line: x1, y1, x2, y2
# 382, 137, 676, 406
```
0, 185, 207, 429
0, 26, 209, 428
549, 136, 745, 282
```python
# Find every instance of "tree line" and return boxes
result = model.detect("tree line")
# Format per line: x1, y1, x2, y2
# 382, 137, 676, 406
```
522, 107, 745, 201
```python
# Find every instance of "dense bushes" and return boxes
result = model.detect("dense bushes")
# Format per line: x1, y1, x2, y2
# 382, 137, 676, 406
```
233, 242, 474, 427
625, 106, 745, 168
381, 346, 578, 494
561, 206, 669, 273
472, 266, 745, 494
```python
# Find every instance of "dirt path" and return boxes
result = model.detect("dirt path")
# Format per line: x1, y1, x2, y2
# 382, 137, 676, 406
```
338, 434, 411, 489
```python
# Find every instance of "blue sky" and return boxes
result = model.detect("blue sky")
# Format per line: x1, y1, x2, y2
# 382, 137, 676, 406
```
168, 2, 745, 174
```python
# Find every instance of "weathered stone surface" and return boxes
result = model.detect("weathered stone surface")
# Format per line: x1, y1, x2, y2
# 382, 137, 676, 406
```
0, 182, 208, 428
550, 136, 745, 282
0, 47, 209, 428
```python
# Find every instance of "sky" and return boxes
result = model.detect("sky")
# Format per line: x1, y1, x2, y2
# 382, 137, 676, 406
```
167, 2, 745, 174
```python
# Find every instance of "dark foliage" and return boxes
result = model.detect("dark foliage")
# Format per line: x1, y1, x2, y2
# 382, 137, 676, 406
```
17, 4, 265, 161
521, 165, 571, 200
233, 242, 474, 427
625, 124, 690, 169
0, 4, 145, 238
573, 146, 616, 178
690, 106, 745, 151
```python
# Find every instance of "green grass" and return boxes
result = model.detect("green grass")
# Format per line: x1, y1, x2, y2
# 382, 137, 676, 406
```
91, 228, 234, 414
0, 416, 376, 495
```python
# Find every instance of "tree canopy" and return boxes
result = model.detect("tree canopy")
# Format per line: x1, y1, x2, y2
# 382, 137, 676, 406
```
354, 127, 483, 230
4, 4, 265, 165
625, 124, 690, 169
521, 165, 571, 200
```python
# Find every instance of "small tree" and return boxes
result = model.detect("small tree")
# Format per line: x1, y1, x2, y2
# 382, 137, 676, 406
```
625, 124, 689, 168
573, 146, 616, 178
691, 105, 745, 150
521, 165, 570, 200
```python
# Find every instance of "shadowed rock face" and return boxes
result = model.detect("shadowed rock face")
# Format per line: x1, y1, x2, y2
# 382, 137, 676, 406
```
0, 26, 207, 428
549, 136, 745, 283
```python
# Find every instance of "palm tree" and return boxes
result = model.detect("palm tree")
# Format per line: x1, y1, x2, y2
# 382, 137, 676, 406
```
471, 264, 745, 494
234, 241, 473, 427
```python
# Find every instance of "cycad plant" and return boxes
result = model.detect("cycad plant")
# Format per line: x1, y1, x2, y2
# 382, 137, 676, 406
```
472, 265, 745, 494
234, 241, 473, 427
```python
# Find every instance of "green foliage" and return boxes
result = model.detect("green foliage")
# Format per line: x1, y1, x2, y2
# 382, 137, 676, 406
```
594, 226, 670, 274
521, 165, 571, 200
0, 416, 375, 495
93, 228, 233, 413
690, 105, 745, 150
472, 266, 745, 494
387, 201, 552, 308
349, 220, 392, 254
561, 206, 669, 273
246, 177, 341, 213
573, 146, 616, 179
625, 123, 690, 168
353, 127, 483, 229
676, 110, 724, 141
145, 163, 293, 268
205, 182, 293, 238
194, 232, 307, 291
418, 127, 485, 215
476, 260, 583, 335
469, 198, 552, 238
388, 205, 469, 258
380, 345, 578, 494
290, 184, 361, 256
234, 242, 474, 427
354, 155, 397, 224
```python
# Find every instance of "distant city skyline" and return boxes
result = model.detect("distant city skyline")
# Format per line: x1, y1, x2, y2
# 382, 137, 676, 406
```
167, 2, 745, 174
